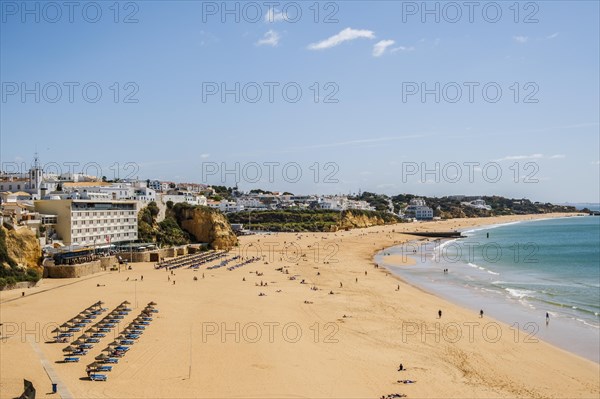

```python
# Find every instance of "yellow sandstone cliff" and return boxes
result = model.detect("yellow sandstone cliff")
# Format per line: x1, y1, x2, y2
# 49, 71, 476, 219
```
0, 225, 42, 271
178, 207, 238, 250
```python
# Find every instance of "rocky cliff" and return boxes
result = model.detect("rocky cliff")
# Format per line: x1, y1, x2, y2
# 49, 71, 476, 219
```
1, 226, 41, 270
331, 210, 399, 231
176, 207, 238, 250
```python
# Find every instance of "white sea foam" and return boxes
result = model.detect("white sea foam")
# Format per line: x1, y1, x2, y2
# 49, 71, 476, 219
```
506, 288, 534, 299
462, 220, 523, 235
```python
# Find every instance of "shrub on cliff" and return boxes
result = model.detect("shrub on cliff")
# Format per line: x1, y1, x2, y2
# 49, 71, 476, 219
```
137, 203, 191, 247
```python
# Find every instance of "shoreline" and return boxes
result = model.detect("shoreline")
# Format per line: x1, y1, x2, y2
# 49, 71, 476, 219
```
1, 212, 598, 398
375, 214, 599, 363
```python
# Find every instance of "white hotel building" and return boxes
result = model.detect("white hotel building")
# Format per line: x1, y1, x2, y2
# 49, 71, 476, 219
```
35, 199, 138, 246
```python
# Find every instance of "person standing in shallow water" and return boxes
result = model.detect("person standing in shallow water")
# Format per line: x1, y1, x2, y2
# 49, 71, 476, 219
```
480, 309, 484, 318
438, 310, 442, 318
546, 312, 550, 325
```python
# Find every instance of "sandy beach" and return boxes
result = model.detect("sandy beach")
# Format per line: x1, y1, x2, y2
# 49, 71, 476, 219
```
1, 213, 598, 398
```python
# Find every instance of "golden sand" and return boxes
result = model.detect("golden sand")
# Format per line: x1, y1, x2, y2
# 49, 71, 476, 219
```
1, 213, 598, 398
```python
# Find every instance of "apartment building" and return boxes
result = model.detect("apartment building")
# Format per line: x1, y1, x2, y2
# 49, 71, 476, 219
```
34, 199, 138, 246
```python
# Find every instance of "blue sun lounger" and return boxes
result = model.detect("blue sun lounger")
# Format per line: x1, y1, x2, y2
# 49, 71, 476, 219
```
79, 344, 93, 349
96, 365, 112, 372
103, 358, 119, 364
114, 346, 130, 351
89, 373, 107, 381
125, 334, 140, 340
58, 333, 73, 338
92, 333, 106, 338
119, 339, 134, 345
131, 325, 146, 329
63, 357, 79, 363
72, 349, 88, 355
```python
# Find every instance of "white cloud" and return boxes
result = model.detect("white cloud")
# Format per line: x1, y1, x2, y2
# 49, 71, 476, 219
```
256, 30, 280, 47
494, 154, 566, 162
390, 45, 415, 53
372, 39, 395, 57
200, 153, 210, 158
513, 35, 529, 43
199, 30, 219, 47
546, 32, 559, 39
592, 160, 600, 165
494, 154, 544, 162
265, 8, 286, 23
307, 27, 375, 50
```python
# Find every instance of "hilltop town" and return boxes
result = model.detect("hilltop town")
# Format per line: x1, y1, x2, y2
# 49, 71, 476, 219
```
0, 157, 580, 289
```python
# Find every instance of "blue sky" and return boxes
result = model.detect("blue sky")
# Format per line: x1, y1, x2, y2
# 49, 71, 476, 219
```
1, 0, 599, 202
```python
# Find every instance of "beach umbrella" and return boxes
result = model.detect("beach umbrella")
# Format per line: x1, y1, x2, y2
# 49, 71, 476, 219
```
108, 341, 120, 347
51, 327, 62, 333
60, 322, 72, 328
122, 300, 131, 305
62, 345, 75, 353
95, 353, 108, 361
73, 339, 85, 346
86, 362, 99, 369
148, 301, 157, 306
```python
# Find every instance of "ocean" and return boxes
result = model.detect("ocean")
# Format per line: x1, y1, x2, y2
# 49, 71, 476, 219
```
376, 215, 600, 362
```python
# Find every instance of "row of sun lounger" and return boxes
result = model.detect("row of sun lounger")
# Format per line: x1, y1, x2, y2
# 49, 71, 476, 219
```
155, 251, 228, 270
60, 301, 132, 362
54, 301, 106, 343
188, 252, 230, 269
206, 255, 240, 270
226, 257, 260, 271
85, 302, 158, 382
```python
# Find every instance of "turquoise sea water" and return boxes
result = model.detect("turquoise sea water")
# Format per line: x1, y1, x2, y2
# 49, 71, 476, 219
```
377, 216, 600, 362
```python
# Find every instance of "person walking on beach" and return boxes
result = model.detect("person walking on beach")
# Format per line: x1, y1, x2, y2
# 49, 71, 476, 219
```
546, 312, 550, 325
438, 310, 442, 319
480, 309, 484, 318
